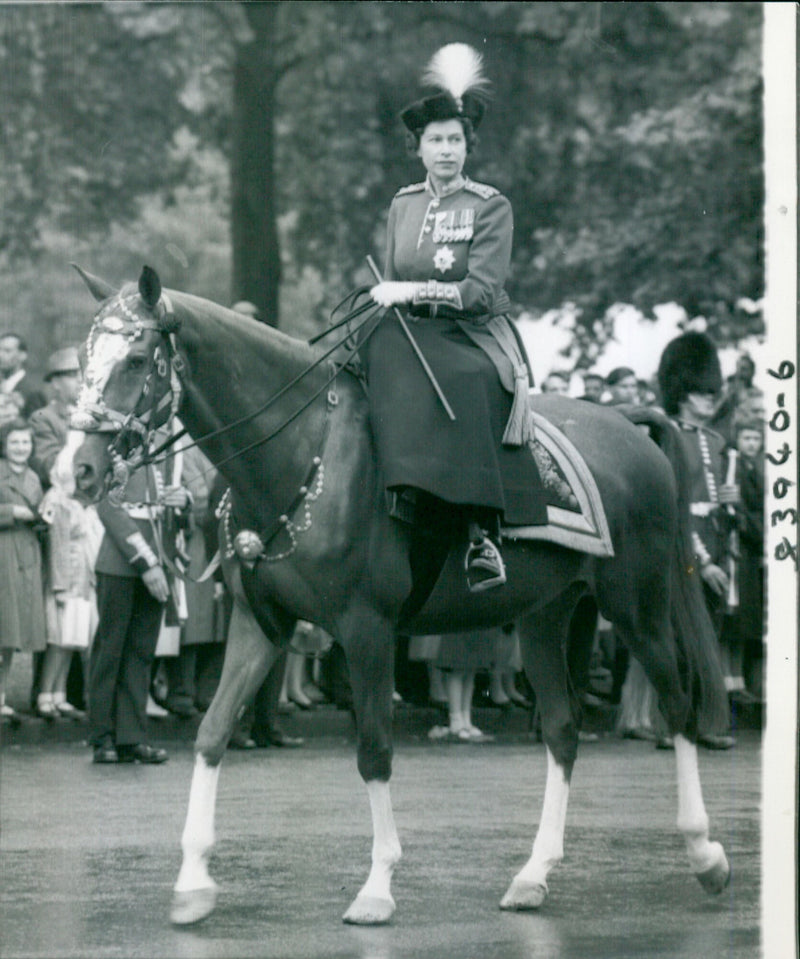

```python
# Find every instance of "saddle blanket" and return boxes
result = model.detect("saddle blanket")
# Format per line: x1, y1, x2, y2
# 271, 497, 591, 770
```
501, 410, 614, 558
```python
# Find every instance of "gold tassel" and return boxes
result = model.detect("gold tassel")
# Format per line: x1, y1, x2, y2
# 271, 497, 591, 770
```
502, 365, 535, 447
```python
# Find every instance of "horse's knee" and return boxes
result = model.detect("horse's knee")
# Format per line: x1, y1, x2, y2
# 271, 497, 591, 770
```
196, 741, 226, 767
540, 716, 578, 771
639, 653, 690, 733
357, 741, 393, 782
194, 716, 230, 766
658, 690, 690, 735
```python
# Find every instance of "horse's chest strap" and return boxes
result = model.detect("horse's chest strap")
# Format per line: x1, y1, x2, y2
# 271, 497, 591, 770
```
220, 456, 326, 567
219, 384, 336, 567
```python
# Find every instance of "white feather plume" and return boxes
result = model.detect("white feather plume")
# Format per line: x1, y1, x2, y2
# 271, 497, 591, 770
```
421, 43, 488, 101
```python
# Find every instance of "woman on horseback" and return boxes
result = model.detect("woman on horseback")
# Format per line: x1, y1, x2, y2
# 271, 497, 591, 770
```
367, 44, 547, 593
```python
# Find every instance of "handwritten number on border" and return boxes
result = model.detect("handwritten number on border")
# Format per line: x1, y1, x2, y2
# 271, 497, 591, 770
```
768, 361, 797, 569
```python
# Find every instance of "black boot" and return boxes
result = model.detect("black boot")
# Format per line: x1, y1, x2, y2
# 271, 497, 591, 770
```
465, 523, 506, 593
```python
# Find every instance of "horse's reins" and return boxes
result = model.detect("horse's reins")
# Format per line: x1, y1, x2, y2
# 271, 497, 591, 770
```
84, 287, 383, 585
144, 288, 380, 472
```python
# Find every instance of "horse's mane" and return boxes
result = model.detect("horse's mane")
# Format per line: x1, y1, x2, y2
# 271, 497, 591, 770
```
151, 288, 322, 374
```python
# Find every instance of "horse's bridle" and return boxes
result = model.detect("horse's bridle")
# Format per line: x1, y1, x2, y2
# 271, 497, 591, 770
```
73, 283, 382, 492
71, 291, 184, 483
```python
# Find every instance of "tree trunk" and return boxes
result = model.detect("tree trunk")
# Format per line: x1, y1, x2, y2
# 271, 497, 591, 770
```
231, 4, 280, 326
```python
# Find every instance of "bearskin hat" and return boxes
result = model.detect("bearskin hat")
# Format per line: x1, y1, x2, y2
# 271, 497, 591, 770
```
657, 331, 722, 415
401, 44, 489, 132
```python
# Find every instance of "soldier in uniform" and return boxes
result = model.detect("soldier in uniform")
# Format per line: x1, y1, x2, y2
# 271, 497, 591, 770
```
657, 330, 739, 749
88, 432, 191, 764
367, 44, 547, 593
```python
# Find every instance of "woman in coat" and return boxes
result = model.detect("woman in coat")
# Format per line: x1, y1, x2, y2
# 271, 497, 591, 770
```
0, 419, 47, 721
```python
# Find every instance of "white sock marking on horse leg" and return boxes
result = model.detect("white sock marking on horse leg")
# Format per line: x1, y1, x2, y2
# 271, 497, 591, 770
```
174, 754, 221, 892
356, 781, 401, 903
515, 747, 570, 887
674, 734, 719, 873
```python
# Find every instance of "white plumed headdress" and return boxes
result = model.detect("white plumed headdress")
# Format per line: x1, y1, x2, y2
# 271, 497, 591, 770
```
401, 43, 489, 132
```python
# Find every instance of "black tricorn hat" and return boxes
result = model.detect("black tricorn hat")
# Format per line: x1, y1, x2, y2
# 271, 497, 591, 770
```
400, 44, 489, 132
657, 331, 722, 415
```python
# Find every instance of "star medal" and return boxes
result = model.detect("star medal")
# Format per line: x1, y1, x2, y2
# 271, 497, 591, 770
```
433, 246, 456, 274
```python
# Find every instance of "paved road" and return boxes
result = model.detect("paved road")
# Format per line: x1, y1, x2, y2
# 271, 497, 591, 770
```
1, 731, 761, 959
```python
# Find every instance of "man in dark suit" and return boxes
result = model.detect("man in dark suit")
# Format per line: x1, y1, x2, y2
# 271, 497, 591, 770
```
88, 432, 191, 764
30, 347, 82, 486
0, 331, 46, 418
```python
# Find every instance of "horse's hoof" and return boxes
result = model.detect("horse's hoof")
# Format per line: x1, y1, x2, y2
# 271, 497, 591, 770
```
695, 846, 731, 895
170, 886, 218, 926
342, 895, 395, 925
499, 878, 548, 910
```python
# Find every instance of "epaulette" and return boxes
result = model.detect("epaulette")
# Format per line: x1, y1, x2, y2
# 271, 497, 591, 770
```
464, 179, 500, 200
394, 182, 427, 197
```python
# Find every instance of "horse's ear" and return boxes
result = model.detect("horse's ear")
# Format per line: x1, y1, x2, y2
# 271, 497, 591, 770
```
70, 264, 117, 302
139, 265, 162, 309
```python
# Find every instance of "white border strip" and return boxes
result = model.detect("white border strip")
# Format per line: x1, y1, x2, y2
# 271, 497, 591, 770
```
761, 5, 798, 958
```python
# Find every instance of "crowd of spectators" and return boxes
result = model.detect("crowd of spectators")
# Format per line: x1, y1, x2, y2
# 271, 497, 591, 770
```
0, 330, 766, 757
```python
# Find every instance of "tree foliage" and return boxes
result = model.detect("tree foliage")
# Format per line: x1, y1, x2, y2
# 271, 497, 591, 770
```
0, 1, 763, 367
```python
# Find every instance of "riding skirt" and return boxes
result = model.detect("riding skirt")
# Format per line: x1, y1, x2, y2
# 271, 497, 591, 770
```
364, 312, 547, 526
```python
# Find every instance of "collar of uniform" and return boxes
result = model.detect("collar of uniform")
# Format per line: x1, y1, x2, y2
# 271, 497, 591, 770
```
676, 418, 720, 439
676, 419, 699, 432
425, 173, 465, 199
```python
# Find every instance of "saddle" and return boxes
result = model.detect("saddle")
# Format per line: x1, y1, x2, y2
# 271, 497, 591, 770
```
397, 408, 613, 624
501, 409, 614, 558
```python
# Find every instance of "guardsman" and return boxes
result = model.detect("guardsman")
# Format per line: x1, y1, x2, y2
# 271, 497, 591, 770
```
87, 426, 191, 764
657, 330, 738, 750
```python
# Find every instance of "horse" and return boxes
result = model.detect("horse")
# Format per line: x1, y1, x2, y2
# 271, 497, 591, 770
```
69, 265, 731, 928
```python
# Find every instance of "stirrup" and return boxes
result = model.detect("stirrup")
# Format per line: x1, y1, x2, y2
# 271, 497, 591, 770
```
465, 531, 507, 593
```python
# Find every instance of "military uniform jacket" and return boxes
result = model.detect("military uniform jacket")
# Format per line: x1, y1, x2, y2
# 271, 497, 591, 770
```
673, 419, 731, 566
388, 174, 533, 446
385, 175, 512, 321
95, 457, 188, 579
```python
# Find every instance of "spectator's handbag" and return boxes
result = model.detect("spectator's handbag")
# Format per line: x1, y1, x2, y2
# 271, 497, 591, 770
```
30, 516, 50, 542
18, 490, 49, 545
58, 596, 96, 651
155, 607, 181, 658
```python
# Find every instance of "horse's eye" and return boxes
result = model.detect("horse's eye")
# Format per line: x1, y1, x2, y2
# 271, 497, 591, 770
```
127, 356, 147, 371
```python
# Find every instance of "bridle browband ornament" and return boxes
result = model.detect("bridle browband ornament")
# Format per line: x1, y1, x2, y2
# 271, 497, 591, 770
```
72, 290, 183, 475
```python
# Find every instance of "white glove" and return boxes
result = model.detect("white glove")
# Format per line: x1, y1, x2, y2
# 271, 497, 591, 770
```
370, 282, 418, 307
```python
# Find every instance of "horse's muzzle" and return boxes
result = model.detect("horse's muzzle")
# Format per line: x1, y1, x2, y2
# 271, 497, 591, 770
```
72, 434, 113, 505
73, 460, 105, 505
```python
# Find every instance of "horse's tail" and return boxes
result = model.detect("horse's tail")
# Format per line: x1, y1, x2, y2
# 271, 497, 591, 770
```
623, 406, 728, 737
